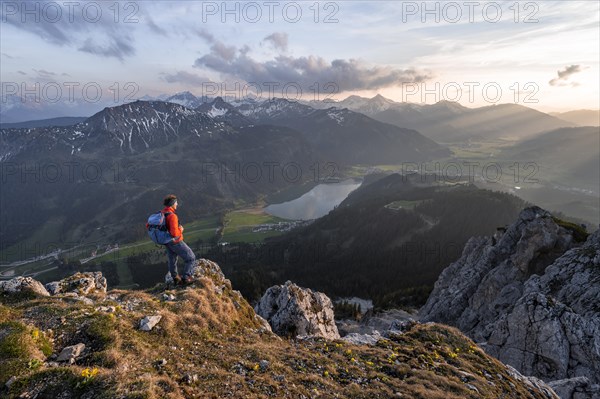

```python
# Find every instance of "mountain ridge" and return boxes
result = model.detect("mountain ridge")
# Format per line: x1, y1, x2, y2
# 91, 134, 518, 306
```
0, 258, 560, 399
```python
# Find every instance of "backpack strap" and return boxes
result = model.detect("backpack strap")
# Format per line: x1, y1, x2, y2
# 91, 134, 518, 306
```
162, 211, 173, 232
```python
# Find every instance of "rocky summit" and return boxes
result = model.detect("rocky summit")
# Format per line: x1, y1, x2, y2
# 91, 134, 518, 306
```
0, 257, 562, 398
421, 206, 600, 399
255, 281, 340, 340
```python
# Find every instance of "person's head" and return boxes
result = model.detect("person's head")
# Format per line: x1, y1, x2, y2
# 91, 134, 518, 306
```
163, 194, 178, 209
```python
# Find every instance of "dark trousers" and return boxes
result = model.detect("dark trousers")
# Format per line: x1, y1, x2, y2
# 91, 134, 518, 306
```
165, 240, 196, 278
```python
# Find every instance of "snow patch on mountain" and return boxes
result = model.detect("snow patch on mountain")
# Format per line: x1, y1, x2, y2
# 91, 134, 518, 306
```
207, 104, 228, 118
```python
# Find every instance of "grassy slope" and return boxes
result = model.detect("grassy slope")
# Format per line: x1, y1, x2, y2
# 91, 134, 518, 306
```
1, 273, 554, 399
222, 210, 289, 243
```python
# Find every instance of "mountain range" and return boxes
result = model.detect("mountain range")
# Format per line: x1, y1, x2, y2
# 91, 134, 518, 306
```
0, 117, 87, 130
306, 94, 579, 142
0, 100, 319, 249
0, 98, 446, 251
2, 92, 598, 259
550, 109, 600, 126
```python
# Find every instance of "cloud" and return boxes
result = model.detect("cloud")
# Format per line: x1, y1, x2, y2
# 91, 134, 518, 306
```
195, 29, 215, 43
32, 69, 59, 82
2, 53, 14, 59
33, 69, 56, 77
147, 17, 168, 36
193, 39, 431, 93
161, 71, 211, 86
78, 37, 135, 61
263, 32, 288, 52
1, 1, 137, 60
549, 65, 582, 86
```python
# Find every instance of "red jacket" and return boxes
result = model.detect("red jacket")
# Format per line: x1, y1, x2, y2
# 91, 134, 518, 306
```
162, 206, 183, 244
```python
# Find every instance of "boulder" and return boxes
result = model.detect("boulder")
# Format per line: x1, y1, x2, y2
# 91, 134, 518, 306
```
56, 343, 85, 363
139, 315, 162, 331
505, 365, 560, 399
254, 314, 273, 333
45, 272, 107, 295
0, 277, 50, 296
342, 331, 382, 345
165, 258, 231, 288
421, 207, 600, 393
255, 281, 340, 340
549, 377, 600, 399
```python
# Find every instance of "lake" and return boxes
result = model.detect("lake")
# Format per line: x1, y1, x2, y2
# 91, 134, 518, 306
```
264, 178, 362, 220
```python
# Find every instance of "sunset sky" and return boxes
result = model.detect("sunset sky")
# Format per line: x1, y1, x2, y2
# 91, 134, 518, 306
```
1, 0, 598, 112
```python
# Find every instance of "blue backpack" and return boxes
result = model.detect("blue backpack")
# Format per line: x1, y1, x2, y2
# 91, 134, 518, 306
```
147, 211, 173, 245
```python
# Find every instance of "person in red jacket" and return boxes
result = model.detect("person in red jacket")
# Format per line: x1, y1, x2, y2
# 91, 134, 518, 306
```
162, 194, 196, 285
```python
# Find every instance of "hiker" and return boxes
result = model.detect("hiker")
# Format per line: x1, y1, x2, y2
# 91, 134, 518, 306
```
160, 194, 196, 285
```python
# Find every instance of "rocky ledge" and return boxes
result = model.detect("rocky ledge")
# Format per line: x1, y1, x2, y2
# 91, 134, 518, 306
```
421, 206, 600, 399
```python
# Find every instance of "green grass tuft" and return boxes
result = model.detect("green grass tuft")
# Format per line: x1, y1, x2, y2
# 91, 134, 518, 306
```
552, 216, 589, 243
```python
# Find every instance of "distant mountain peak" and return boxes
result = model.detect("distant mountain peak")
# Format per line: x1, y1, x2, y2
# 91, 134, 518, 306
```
196, 97, 253, 126
171, 90, 195, 98
371, 94, 393, 102
344, 94, 368, 101
164, 91, 204, 109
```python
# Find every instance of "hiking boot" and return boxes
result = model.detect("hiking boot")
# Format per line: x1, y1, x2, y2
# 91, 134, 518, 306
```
173, 275, 182, 286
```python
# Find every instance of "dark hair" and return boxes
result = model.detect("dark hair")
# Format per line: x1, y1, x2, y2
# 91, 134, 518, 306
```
163, 194, 177, 207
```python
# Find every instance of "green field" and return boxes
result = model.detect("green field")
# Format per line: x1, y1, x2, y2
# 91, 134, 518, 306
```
384, 200, 423, 211
0, 214, 221, 283
1, 208, 293, 285
447, 139, 516, 160
0, 217, 65, 263
221, 209, 289, 243
90, 214, 221, 262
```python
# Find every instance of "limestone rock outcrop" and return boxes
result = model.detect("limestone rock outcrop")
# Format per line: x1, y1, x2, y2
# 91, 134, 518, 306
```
255, 281, 340, 339
45, 272, 107, 295
0, 276, 50, 296
421, 206, 600, 397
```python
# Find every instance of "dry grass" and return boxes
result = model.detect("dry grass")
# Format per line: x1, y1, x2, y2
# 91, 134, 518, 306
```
1, 277, 555, 399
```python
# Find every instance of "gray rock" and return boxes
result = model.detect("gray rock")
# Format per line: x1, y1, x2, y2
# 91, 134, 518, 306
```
45, 281, 61, 295
342, 331, 382, 345
549, 377, 600, 399
232, 362, 247, 376
421, 207, 600, 394
57, 343, 85, 363
96, 306, 116, 313
162, 293, 176, 301
194, 258, 228, 282
5, 376, 17, 389
255, 281, 340, 340
75, 296, 94, 305
139, 315, 162, 331
0, 277, 50, 297
259, 360, 269, 372
46, 272, 107, 296
465, 383, 479, 393
506, 365, 560, 398
182, 373, 198, 384
165, 258, 231, 287
254, 314, 273, 333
